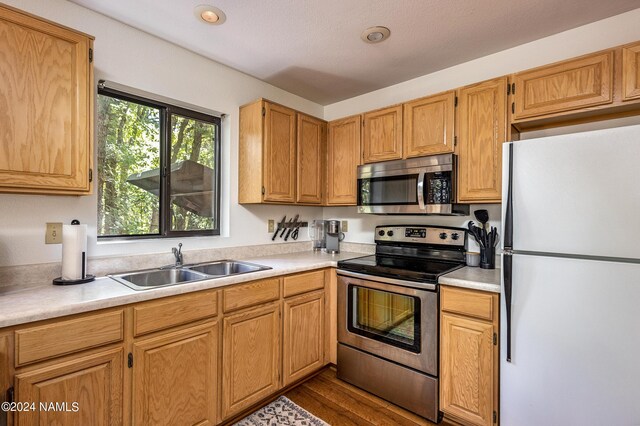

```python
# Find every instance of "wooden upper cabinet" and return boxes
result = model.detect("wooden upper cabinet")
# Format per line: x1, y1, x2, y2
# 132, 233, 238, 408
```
362, 105, 403, 163
264, 102, 296, 202
0, 4, 94, 194
512, 50, 614, 121
326, 115, 361, 205
133, 322, 218, 426
403, 91, 455, 157
622, 42, 640, 101
457, 77, 508, 203
297, 113, 326, 204
238, 99, 296, 203
15, 348, 123, 425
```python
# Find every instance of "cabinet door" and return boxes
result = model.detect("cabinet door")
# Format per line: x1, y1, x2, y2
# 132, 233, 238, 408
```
440, 313, 494, 426
222, 303, 281, 419
622, 42, 640, 101
403, 91, 455, 157
0, 5, 93, 194
283, 291, 325, 386
263, 102, 296, 202
457, 77, 508, 203
362, 105, 403, 163
326, 115, 361, 205
512, 50, 613, 120
15, 348, 123, 425
297, 114, 325, 204
132, 322, 218, 426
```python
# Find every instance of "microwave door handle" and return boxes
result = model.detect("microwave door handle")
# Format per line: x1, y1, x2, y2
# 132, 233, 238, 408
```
417, 173, 426, 210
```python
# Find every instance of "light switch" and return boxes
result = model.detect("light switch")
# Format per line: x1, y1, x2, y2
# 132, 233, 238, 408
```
341, 220, 349, 232
46, 222, 63, 244
268, 219, 275, 233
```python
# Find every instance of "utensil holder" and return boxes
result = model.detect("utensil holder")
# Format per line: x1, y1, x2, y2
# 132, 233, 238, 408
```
480, 246, 496, 269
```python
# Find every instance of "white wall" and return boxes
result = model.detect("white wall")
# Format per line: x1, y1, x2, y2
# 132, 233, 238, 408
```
322, 8, 640, 253
0, 0, 324, 267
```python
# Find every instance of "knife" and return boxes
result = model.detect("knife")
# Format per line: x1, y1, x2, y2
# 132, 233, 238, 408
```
284, 214, 299, 241
272, 216, 287, 241
280, 217, 293, 239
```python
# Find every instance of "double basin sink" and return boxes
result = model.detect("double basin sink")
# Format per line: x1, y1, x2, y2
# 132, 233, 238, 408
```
109, 260, 272, 291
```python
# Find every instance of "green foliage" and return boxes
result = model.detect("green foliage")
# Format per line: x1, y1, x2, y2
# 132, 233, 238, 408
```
97, 95, 217, 237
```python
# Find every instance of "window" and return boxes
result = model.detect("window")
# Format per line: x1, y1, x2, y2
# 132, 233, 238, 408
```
96, 87, 221, 238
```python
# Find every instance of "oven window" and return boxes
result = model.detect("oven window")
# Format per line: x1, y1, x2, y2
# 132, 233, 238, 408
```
347, 284, 421, 353
358, 175, 419, 205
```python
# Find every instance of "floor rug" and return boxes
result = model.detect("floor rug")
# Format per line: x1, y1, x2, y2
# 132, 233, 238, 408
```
233, 396, 330, 426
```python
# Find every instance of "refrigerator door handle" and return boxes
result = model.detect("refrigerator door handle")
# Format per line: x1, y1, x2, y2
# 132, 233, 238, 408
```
504, 143, 514, 249
503, 142, 514, 362
503, 251, 513, 362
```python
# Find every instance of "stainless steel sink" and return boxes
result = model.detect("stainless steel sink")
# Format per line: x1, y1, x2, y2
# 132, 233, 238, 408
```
109, 260, 272, 291
188, 260, 271, 276
110, 268, 210, 290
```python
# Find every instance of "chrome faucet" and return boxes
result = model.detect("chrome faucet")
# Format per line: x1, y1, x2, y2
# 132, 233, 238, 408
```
172, 243, 183, 266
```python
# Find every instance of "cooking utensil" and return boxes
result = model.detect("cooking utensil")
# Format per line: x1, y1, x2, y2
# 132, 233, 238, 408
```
284, 214, 299, 241
291, 222, 300, 240
272, 216, 287, 241
474, 209, 489, 231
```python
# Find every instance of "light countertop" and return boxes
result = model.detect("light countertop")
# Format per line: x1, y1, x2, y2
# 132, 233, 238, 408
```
438, 266, 501, 293
0, 251, 363, 329
0, 251, 500, 328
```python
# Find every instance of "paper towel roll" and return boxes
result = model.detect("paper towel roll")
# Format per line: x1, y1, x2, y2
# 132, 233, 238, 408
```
62, 224, 88, 280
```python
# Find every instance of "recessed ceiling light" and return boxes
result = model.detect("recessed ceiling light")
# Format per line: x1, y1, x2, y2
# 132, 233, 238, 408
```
361, 26, 390, 44
194, 5, 226, 25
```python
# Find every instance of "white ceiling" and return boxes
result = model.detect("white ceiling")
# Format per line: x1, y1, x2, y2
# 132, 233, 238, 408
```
69, 0, 640, 105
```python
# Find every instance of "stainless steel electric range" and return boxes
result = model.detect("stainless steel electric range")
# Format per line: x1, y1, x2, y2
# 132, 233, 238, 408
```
336, 225, 467, 422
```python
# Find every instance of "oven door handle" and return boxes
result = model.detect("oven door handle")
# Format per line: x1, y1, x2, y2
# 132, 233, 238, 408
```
417, 172, 426, 210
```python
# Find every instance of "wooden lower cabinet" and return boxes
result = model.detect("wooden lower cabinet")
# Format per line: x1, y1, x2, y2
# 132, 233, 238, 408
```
15, 347, 123, 425
132, 322, 218, 426
283, 291, 325, 386
222, 302, 281, 420
440, 286, 499, 426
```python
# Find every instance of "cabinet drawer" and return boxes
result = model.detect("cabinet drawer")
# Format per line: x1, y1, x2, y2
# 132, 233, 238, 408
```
283, 270, 325, 298
441, 286, 494, 321
15, 310, 123, 366
223, 278, 280, 313
133, 289, 218, 337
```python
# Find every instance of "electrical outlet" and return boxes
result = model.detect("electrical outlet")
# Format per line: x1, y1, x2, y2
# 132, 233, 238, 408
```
268, 219, 275, 233
341, 220, 349, 232
46, 222, 63, 244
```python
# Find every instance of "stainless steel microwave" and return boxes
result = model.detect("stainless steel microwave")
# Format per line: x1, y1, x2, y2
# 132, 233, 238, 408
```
357, 154, 469, 215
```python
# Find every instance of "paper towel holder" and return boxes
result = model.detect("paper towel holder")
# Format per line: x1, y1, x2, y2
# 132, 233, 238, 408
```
53, 219, 95, 286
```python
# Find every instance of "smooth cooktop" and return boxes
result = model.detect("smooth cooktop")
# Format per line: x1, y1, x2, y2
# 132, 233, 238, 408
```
337, 255, 464, 284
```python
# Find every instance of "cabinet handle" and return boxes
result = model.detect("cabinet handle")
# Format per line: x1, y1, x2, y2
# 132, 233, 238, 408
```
128, 352, 133, 368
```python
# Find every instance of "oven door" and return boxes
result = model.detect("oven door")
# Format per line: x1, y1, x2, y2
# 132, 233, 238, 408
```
337, 272, 438, 376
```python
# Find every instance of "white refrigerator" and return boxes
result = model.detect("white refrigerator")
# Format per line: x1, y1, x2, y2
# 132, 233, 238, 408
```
501, 125, 640, 426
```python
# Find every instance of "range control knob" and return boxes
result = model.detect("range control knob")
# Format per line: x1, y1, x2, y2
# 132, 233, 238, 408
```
451, 233, 460, 240
387, 230, 394, 237
439, 232, 448, 240
378, 230, 385, 237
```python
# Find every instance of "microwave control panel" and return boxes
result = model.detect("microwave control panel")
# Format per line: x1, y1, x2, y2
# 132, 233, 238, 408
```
375, 225, 465, 246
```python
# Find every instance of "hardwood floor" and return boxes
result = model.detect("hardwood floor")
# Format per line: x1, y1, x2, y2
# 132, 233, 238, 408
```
284, 367, 454, 426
